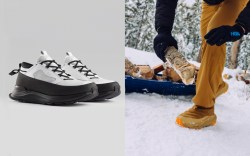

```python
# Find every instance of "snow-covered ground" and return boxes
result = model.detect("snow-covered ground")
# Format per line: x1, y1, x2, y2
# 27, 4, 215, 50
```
125, 47, 250, 156
182, 0, 196, 7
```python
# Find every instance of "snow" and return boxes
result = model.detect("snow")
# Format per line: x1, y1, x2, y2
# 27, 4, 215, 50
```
125, 47, 250, 156
182, 0, 196, 7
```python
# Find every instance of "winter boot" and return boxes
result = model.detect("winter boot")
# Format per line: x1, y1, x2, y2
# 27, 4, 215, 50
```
176, 105, 217, 129
63, 52, 121, 101
164, 46, 196, 85
9, 51, 98, 105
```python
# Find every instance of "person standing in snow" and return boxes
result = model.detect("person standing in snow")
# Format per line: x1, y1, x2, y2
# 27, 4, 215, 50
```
154, 0, 250, 129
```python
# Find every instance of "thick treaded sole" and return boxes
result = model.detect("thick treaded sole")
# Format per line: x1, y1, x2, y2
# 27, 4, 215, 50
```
176, 114, 217, 129
88, 82, 121, 101
9, 85, 98, 105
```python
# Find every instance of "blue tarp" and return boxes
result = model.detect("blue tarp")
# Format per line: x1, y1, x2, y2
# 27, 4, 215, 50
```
125, 75, 196, 96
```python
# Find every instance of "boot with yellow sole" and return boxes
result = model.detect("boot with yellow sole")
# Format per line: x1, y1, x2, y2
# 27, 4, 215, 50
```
176, 105, 216, 129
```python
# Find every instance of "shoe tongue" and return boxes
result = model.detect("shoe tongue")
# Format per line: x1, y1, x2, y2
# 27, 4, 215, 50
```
64, 52, 79, 64
37, 51, 72, 79
37, 51, 53, 63
65, 52, 99, 78
37, 51, 59, 68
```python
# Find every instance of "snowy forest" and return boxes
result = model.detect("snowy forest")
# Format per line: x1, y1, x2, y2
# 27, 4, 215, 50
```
125, 0, 250, 70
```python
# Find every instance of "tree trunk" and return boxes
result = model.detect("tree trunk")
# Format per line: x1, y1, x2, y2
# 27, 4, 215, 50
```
135, 1, 146, 49
228, 39, 242, 69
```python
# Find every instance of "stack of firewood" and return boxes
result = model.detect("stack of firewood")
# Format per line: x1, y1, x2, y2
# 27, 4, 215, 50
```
125, 57, 194, 83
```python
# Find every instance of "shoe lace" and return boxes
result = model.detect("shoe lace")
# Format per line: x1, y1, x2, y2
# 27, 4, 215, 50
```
9, 63, 27, 76
68, 60, 98, 79
41, 60, 72, 80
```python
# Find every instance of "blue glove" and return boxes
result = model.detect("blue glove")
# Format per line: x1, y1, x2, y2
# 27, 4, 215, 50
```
204, 24, 245, 46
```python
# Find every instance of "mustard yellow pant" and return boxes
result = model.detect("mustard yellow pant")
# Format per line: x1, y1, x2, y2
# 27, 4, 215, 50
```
193, 0, 248, 108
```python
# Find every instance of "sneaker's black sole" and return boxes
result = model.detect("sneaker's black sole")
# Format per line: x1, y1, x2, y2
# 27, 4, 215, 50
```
89, 82, 121, 101
9, 85, 98, 105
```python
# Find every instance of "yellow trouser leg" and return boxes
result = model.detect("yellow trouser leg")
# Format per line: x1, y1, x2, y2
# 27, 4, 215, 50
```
193, 0, 248, 108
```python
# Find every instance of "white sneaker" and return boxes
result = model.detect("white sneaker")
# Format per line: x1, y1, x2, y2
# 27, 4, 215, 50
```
63, 52, 121, 101
9, 51, 98, 105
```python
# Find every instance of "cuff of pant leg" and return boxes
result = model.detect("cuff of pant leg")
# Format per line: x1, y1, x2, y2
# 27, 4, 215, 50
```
192, 97, 215, 108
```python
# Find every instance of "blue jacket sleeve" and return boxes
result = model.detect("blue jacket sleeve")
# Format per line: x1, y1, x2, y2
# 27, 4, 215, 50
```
155, 0, 179, 34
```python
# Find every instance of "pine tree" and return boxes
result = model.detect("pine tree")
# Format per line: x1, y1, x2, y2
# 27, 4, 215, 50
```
239, 34, 250, 70
173, 0, 201, 60
125, 0, 250, 69
125, 0, 155, 52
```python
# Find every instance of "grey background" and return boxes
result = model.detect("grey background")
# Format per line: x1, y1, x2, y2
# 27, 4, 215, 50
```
0, 0, 124, 155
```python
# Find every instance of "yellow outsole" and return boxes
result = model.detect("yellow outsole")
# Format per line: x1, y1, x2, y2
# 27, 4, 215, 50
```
176, 117, 217, 129
176, 117, 185, 127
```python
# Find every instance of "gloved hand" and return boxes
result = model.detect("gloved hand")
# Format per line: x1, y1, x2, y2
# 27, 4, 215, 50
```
204, 0, 224, 5
204, 24, 245, 46
154, 33, 178, 62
